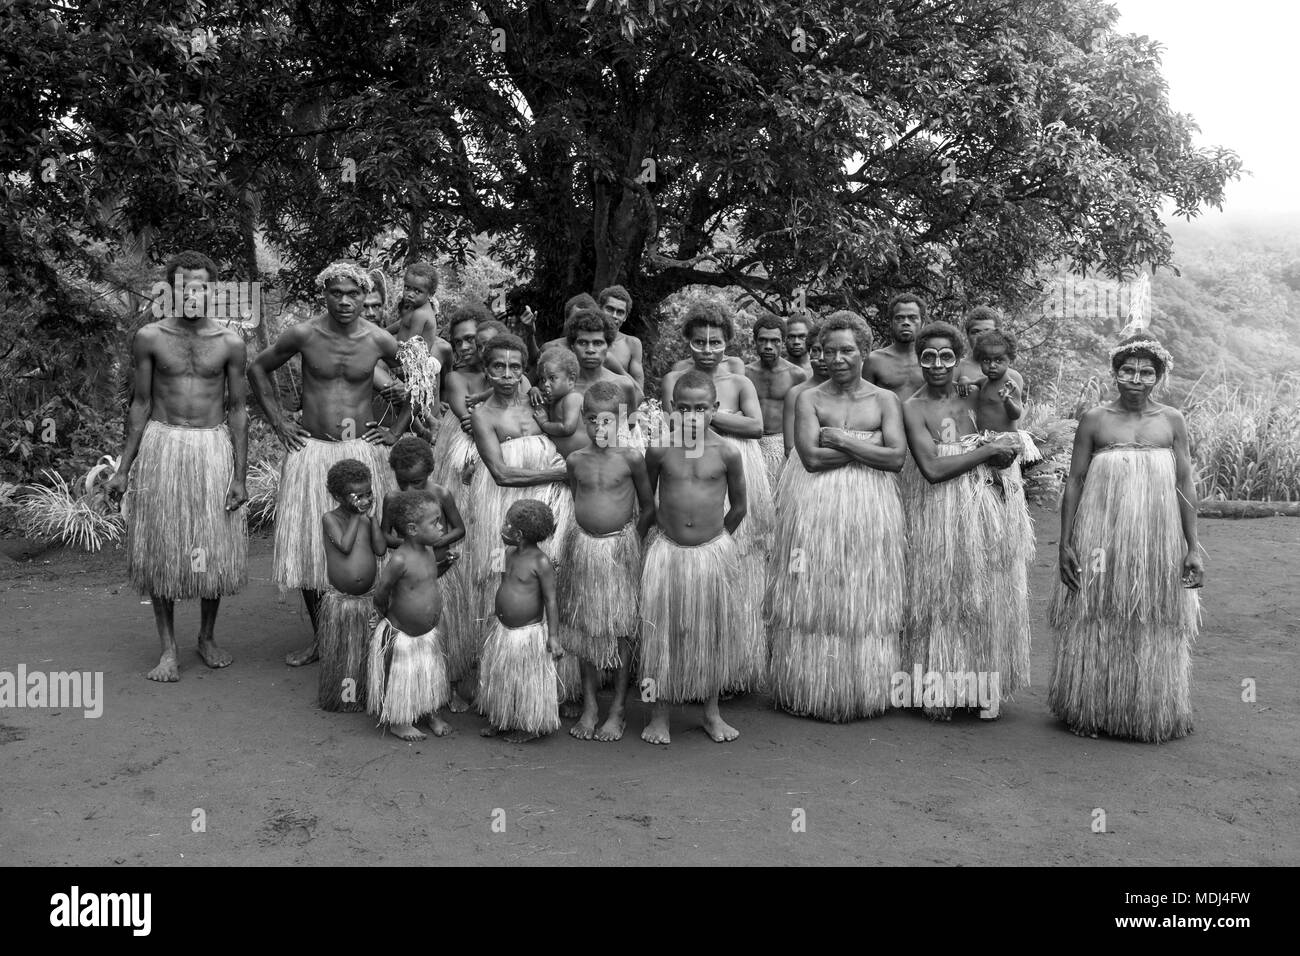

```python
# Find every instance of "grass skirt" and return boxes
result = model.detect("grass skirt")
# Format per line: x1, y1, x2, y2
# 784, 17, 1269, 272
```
478, 619, 561, 734
126, 421, 247, 598
639, 530, 743, 703
318, 589, 375, 712
758, 433, 786, 492
367, 618, 449, 726
766, 445, 905, 720
431, 410, 479, 492
716, 432, 774, 692
1047, 446, 1199, 742
273, 437, 395, 592
431, 413, 481, 681
900, 441, 1030, 709
558, 522, 641, 668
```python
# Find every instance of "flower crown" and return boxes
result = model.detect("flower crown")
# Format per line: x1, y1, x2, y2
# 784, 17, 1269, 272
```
316, 261, 373, 293
1109, 338, 1173, 375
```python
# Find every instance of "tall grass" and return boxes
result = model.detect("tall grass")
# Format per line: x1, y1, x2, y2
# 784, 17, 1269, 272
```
1185, 377, 1300, 502
14, 468, 125, 552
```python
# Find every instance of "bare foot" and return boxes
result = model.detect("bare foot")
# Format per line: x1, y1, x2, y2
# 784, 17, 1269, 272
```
146, 650, 180, 683
926, 707, 953, 722
1070, 724, 1099, 739
702, 713, 740, 742
641, 714, 671, 745
504, 730, 540, 743
560, 701, 583, 719
569, 707, 599, 740
424, 715, 453, 738
594, 713, 626, 742
448, 691, 471, 713
197, 639, 233, 669
285, 642, 319, 667
480, 725, 499, 738
388, 722, 426, 741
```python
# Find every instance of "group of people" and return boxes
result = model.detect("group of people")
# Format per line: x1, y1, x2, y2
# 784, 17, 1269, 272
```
107, 250, 1205, 747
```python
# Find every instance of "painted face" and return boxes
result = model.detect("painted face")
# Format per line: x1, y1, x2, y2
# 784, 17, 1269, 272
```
919, 338, 958, 385
820, 329, 862, 383
754, 328, 783, 363
891, 303, 922, 343
540, 365, 574, 402
361, 292, 385, 323
393, 463, 431, 492
1115, 356, 1160, 395
672, 385, 717, 439
342, 480, 373, 513
324, 278, 363, 323
176, 267, 212, 321
602, 297, 629, 328
583, 406, 620, 447
450, 321, 479, 366
808, 341, 827, 377
785, 321, 809, 358
979, 346, 1010, 380
401, 272, 432, 310
484, 347, 524, 393
687, 324, 728, 370
571, 329, 609, 369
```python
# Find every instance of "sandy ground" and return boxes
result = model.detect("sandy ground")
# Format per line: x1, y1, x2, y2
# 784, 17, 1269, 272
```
1, 509, 1297, 866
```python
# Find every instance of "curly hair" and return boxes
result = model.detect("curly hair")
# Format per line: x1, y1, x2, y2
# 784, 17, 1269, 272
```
963, 305, 1002, 335
673, 369, 718, 403
973, 328, 1017, 361
564, 307, 615, 345
163, 250, 219, 285
583, 380, 624, 413
820, 310, 873, 354
326, 459, 373, 501
402, 260, 440, 293
681, 300, 734, 342
389, 489, 438, 533
481, 331, 528, 365
564, 293, 600, 319
388, 435, 434, 475
538, 347, 580, 378
887, 292, 928, 322
597, 285, 632, 310
506, 498, 556, 544
914, 321, 965, 360
751, 312, 787, 338
447, 302, 492, 337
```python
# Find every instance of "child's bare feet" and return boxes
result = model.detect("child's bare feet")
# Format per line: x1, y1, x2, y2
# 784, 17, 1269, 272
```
594, 712, 626, 742
569, 703, 599, 740
197, 638, 233, 669
389, 722, 426, 741
146, 649, 180, 683
448, 689, 471, 713
641, 713, 671, 745
285, 642, 319, 667
702, 713, 739, 742
424, 714, 453, 737
1070, 723, 1099, 739
480, 724, 499, 737
504, 730, 540, 743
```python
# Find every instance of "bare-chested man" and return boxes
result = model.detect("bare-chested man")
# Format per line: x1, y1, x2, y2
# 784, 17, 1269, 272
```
784, 314, 813, 376
565, 309, 643, 409
744, 311, 808, 487
541, 292, 627, 377
107, 250, 249, 682
783, 323, 830, 457
249, 262, 409, 666
595, 285, 645, 393
865, 293, 927, 399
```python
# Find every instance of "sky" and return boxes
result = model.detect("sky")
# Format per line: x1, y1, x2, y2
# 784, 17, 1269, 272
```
1113, 0, 1300, 216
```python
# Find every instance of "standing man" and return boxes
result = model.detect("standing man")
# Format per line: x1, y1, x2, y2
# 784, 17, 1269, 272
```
107, 250, 248, 682
866, 293, 927, 399
595, 284, 645, 394
744, 311, 808, 487
249, 262, 409, 666
784, 314, 813, 376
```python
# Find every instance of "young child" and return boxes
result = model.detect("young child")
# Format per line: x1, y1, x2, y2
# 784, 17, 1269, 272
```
971, 330, 1041, 464
369, 490, 452, 741
640, 370, 747, 745
319, 460, 387, 712
533, 347, 590, 459
561, 382, 655, 742
478, 499, 565, 743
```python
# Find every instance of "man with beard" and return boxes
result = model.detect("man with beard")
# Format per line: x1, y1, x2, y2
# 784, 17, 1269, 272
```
866, 293, 927, 399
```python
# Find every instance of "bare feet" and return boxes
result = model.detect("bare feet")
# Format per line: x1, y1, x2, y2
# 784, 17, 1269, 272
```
197, 638, 233, 669
504, 730, 540, 744
569, 706, 599, 740
702, 713, 739, 742
594, 712, 626, 742
926, 707, 953, 722
448, 690, 471, 713
285, 642, 319, 667
388, 722, 426, 741
560, 701, 583, 719
480, 725, 499, 738
641, 713, 671, 745
146, 649, 180, 683
423, 714, 453, 737
1070, 724, 1099, 739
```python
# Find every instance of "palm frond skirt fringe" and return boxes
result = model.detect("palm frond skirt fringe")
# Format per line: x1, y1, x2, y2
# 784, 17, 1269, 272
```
558, 522, 642, 669
367, 618, 449, 727
1047, 446, 1198, 742
318, 589, 375, 712
126, 420, 247, 599
478, 619, 561, 734
273, 437, 395, 592
716, 432, 774, 693
430, 411, 481, 681
639, 530, 744, 703
765, 443, 905, 721
758, 433, 786, 491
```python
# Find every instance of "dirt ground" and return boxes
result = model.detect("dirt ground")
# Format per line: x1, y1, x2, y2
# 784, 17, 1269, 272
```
2, 508, 1297, 866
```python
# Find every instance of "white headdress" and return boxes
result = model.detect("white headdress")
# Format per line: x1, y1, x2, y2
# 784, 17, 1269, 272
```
1109, 337, 1173, 376
316, 261, 373, 293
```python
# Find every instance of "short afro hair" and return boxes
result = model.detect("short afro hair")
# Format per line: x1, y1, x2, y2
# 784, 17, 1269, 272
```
887, 292, 928, 322
680, 300, 734, 342
564, 293, 600, 318
597, 285, 632, 310
163, 250, 219, 285
481, 331, 528, 365
820, 311, 873, 354
326, 459, 373, 500
673, 369, 718, 403
751, 312, 787, 338
973, 329, 1017, 361
963, 305, 1002, 335
506, 498, 556, 544
388, 435, 435, 475
583, 380, 623, 413
475, 318, 509, 340
447, 302, 493, 337
564, 307, 615, 345
538, 347, 580, 379
402, 260, 440, 293
389, 489, 438, 533
914, 321, 965, 360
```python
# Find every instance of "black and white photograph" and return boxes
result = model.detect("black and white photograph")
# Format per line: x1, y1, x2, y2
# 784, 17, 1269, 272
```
0, 0, 1294, 901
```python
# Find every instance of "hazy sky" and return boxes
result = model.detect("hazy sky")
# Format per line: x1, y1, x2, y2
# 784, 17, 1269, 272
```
1114, 0, 1299, 216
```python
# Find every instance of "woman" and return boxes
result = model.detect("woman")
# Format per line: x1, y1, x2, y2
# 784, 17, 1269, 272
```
1049, 335, 1203, 742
